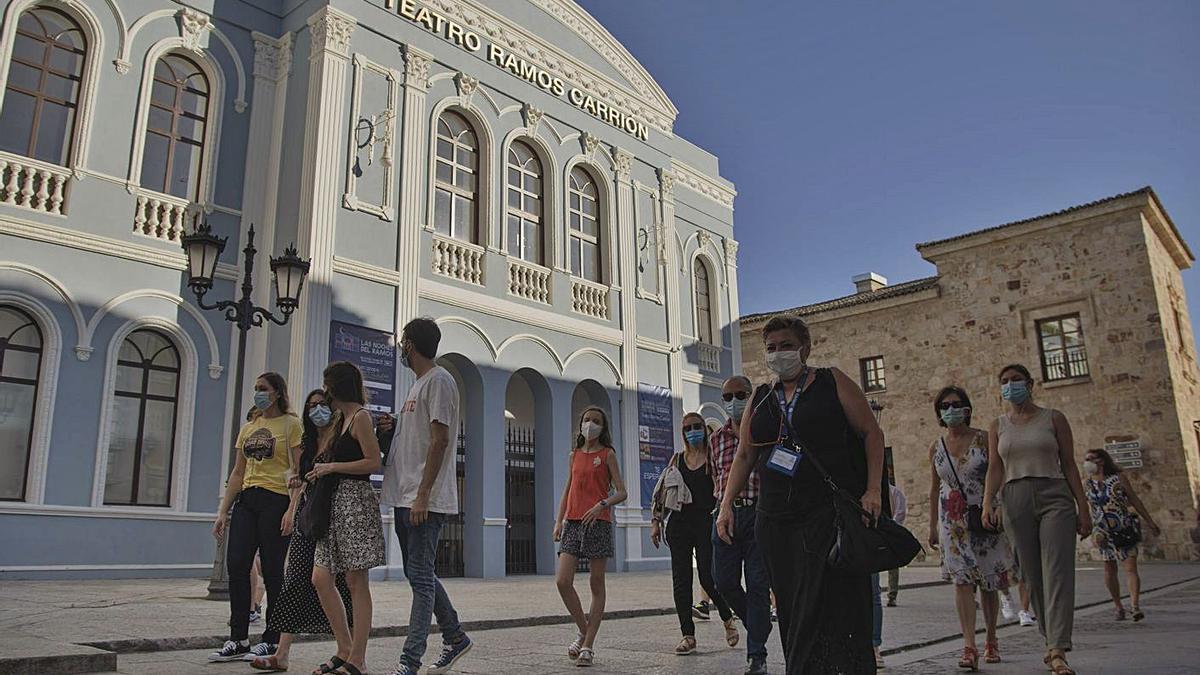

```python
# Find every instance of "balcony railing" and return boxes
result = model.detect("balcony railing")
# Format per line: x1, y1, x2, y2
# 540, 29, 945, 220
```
570, 277, 610, 320
0, 152, 70, 215
697, 341, 721, 373
431, 233, 485, 286
1043, 346, 1089, 382
507, 258, 551, 304
133, 190, 197, 243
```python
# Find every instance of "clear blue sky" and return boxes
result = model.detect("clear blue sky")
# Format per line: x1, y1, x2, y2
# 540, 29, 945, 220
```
577, 0, 1200, 324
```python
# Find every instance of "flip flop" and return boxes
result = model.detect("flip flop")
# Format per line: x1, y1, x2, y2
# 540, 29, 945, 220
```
332, 663, 364, 675
251, 655, 289, 672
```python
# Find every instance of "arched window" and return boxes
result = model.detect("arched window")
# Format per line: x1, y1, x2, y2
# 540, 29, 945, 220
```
139, 54, 210, 200
104, 329, 180, 507
506, 140, 543, 264
0, 306, 43, 501
694, 258, 714, 345
434, 110, 478, 242
0, 7, 86, 165
568, 166, 602, 283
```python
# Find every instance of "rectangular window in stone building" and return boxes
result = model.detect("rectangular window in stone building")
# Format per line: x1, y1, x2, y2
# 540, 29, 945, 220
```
860, 355, 886, 392
1036, 314, 1089, 382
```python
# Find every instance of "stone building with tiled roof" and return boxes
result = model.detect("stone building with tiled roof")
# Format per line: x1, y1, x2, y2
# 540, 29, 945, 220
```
741, 187, 1200, 560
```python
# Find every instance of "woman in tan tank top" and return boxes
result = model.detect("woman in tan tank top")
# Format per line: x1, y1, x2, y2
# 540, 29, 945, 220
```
981, 364, 1090, 675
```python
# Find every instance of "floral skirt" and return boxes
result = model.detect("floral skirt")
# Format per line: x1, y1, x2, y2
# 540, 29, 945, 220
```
314, 479, 385, 573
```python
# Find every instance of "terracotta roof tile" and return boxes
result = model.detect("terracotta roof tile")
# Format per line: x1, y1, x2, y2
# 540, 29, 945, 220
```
741, 276, 940, 324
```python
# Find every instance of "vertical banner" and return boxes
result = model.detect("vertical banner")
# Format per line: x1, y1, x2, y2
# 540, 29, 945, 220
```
328, 320, 396, 414
638, 382, 675, 509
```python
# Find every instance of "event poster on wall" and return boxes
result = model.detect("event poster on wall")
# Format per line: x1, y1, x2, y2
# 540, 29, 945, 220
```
638, 382, 675, 508
328, 320, 396, 414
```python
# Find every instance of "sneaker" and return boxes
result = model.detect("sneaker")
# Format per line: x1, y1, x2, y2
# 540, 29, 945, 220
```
568, 631, 585, 660
999, 591, 1017, 621
208, 640, 249, 662
770, 606, 777, 622
692, 600, 712, 621
389, 665, 419, 675
427, 635, 472, 674
874, 646, 884, 669
745, 656, 769, 675
248, 610, 261, 624
1132, 606, 1145, 622
1019, 610, 1037, 627
576, 647, 594, 667
886, 598, 897, 608
241, 642, 277, 661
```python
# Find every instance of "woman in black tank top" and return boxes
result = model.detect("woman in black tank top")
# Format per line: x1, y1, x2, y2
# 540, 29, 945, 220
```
715, 316, 886, 674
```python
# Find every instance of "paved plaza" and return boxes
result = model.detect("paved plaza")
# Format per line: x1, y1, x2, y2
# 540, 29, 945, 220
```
2, 563, 1197, 674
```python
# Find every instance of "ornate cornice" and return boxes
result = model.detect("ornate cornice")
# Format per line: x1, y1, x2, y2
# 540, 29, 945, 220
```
308, 7, 356, 59
668, 159, 736, 210
252, 32, 293, 82
403, 46, 433, 90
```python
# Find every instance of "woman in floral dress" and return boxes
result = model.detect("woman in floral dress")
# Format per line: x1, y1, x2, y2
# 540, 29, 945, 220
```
928, 386, 1018, 671
1084, 448, 1161, 621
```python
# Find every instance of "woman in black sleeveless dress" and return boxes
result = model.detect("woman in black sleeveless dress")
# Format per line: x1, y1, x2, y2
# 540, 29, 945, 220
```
716, 316, 885, 674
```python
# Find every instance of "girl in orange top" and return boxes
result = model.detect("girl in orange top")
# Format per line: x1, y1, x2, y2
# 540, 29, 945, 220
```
553, 406, 628, 667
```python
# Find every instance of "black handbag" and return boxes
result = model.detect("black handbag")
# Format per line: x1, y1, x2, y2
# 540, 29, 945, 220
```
297, 475, 338, 541
939, 439, 989, 534
1108, 520, 1142, 549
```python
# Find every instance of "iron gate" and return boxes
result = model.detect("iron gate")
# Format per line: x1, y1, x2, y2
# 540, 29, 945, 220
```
434, 424, 466, 578
505, 425, 537, 575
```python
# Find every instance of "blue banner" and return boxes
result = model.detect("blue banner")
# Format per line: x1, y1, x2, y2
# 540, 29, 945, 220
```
329, 320, 396, 413
638, 382, 675, 509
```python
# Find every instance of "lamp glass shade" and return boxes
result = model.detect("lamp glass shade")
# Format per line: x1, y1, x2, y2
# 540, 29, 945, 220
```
270, 247, 310, 309
181, 226, 226, 287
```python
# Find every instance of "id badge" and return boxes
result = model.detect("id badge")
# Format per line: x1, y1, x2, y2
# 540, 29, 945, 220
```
766, 444, 802, 476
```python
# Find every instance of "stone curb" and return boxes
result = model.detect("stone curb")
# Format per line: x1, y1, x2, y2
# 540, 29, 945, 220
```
0, 648, 116, 675
878, 574, 1200, 657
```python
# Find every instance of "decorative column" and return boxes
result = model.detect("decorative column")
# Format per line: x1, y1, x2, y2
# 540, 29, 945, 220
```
392, 44, 432, 406
288, 8, 356, 393
659, 168, 685, 410
612, 147, 645, 563
724, 238, 742, 371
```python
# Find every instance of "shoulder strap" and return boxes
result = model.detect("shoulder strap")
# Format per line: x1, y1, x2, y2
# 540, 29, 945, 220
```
940, 437, 966, 492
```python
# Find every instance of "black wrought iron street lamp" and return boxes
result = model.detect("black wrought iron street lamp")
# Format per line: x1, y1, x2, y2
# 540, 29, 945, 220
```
181, 221, 310, 599
869, 398, 884, 425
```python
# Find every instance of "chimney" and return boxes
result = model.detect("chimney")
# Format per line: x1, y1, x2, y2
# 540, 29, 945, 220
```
852, 272, 887, 294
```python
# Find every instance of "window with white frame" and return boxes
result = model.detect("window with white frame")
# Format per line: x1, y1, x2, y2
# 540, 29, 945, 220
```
506, 140, 543, 264
0, 7, 86, 165
138, 53, 210, 200
860, 355, 886, 392
1036, 314, 1089, 382
694, 258, 714, 344
0, 306, 43, 501
568, 166, 602, 283
434, 110, 479, 242
103, 329, 180, 506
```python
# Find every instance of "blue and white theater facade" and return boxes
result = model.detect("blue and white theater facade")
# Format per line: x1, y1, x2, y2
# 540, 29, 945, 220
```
0, 0, 739, 578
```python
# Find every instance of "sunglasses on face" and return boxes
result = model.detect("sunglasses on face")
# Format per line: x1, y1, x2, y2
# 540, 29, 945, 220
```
721, 391, 750, 402
682, 423, 706, 433
937, 401, 968, 411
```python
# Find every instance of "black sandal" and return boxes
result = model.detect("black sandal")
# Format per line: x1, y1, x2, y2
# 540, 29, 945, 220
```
332, 663, 363, 675
313, 656, 345, 675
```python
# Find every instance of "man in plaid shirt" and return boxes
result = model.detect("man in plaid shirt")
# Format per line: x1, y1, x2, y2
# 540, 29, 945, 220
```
710, 375, 771, 675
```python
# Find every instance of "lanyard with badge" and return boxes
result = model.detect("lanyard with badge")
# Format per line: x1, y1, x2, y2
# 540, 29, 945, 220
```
765, 367, 808, 477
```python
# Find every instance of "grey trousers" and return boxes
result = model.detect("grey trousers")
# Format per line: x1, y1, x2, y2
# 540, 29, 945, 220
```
1002, 477, 1077, 651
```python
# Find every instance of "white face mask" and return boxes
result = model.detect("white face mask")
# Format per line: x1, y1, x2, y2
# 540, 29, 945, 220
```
1083, 460, 1100, 475
767, 349, 805, 380
581, 420, 601, 441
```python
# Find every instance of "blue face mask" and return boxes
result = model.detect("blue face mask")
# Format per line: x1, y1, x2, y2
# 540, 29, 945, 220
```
724, 398, 747, 422
685, 429, 706, 447
1001, 380, 1030, 404
309, 404, 332, 428
253, 391, 273, 411
940, 407, 967, 427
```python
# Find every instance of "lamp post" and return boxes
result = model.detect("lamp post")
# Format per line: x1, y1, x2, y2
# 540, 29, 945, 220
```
869, 398, 884, 425
181, 222, 310, 600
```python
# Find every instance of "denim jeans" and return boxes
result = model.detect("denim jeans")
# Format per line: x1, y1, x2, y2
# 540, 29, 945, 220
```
871, 572, 883, 647
710, 505, 772, 660
393, 508, 466, 668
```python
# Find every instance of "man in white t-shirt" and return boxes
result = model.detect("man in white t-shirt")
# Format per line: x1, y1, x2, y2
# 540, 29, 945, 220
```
382, 317, 471, 675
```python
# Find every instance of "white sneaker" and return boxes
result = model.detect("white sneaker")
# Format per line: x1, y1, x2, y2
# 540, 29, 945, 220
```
1019, 609, 1037, 627
1000, 591, 1017, 621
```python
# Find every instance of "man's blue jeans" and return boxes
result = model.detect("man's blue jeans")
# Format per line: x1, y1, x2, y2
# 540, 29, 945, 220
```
394, 508, 465, 668
711, 504, 772, 660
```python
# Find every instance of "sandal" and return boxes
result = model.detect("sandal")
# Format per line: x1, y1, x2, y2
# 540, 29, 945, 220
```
958, 645, 979, 671
568, 631, 585, 660
251, 655, 289, 672
674, 636, 697, 655
1116, 606, 1127, 621
576, 647, 594, 667
312, 656, 344, 675
1047, 653, 1075, 675
984, 640, 1001, 664
1132, 606, 1145, 622
331, 664, 363, 675
724, 618, 740, 647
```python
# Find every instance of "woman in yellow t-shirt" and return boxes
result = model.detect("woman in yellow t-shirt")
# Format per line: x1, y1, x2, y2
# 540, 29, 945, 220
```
209, 372, 303, 662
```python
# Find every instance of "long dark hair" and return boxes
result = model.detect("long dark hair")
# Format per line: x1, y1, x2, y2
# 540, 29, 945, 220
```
1087, 448, 1123, 477
933, 385, 973, 427
573, 406, 613, 450
257, 371, 291, 414
323, 361, 367, 405
299, 389, 326, 476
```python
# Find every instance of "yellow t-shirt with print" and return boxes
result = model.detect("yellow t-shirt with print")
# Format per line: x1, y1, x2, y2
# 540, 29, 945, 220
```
236, 414, 302, 495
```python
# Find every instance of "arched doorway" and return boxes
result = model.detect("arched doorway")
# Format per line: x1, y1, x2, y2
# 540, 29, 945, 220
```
569, 379, 614, 572
504, 369, 545, 575
435, 354, 479, 578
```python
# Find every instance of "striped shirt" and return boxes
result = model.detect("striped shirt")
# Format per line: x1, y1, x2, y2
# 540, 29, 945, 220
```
710, 418, 759, 501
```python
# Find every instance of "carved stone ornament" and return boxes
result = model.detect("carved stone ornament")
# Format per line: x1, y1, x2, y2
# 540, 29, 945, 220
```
522, 103, 544, 132
113, 59, 131, 74
308, 8, 356, 58
723, 238, 739, 267
178, 8, 211, 53
697, 230, 712, 252
455, 72, 479, 100
613, 147, 632, 180
404, 48, 432, 90
659, 170, 675, 201
254, 33, 294, 82
581, 132, 600, 157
